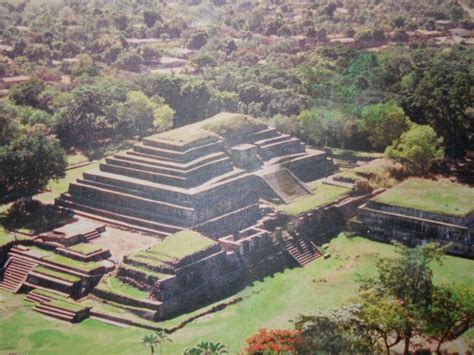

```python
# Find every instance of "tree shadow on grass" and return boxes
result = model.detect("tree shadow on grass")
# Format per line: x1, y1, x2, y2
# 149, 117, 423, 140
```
1, 200, 73, 235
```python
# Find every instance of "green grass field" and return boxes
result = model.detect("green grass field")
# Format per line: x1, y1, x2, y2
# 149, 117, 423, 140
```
146, 231, 216, 260
373, 178, 474, 217
278, 182, 350, 216
34, 266, 81, 283
1, 234, 472, 354
35, 161, 100, 204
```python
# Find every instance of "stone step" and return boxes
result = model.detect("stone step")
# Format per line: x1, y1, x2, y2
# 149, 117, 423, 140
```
33, 306, 75, 322
0, 283, 17, 291
81, 169, 192, 206
261, 169, 310, 203
259, 138, 304, 161
116, 151, 228, 172
68, 181, 194, 226
254, 134, 291, 147
248, 128, 280, 142
133, 140, 224, 163
56, 198, 181, 236
35, 303, 77, 317
26, 293, 53, 304
142, 135, 218, 152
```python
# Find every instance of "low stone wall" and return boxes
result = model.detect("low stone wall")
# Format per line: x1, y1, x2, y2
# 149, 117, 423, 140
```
358, 205, 471, 242
365, 201, 474, 227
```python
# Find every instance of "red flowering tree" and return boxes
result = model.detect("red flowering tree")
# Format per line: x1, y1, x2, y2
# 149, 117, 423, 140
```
243, 328, 303, 354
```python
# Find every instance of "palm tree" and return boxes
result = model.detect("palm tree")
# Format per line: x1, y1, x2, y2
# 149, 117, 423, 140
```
154, 330, 172, 355
184, 341, 229, 355
142, 334, 157, 355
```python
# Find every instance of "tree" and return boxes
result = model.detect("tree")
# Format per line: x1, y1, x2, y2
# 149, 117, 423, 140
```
400, 49, 473, 158
114, 14, 128, 31
423, 284, 474, 352
244, 328, 303, 354
184, 341, 228, 355
191, 53, 218, 70
0, 101, 21, 146
144, 10, 161, 28
154, 330, 172, 355
56, 85, 107, 148
115, 91, 157, 138
0, 132, 66, 202
187, 30, 208, 50
359, 242, 446, 353
358, 101, 412, 151
153, 104, 174, 132
141, 331, 171, 355
116, 51, 143, 72
142, 334, 157, 355
295, 306, 380, 354
9, 78, 46, 108
385, 124, 444, 175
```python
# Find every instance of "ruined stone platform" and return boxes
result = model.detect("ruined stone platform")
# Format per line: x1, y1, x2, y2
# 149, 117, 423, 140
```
355, 178, 474, 257
56, 112, 335, 238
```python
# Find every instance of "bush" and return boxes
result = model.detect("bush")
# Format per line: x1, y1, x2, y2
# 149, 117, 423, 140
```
244, 328, 303, 354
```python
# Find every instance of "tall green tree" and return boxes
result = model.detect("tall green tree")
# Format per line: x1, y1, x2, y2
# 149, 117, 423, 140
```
400, 49, 473, 158
358, 101, 412, 151
0, 132, 66, 202
385, 124, 444, 175
9, 78, 46, 108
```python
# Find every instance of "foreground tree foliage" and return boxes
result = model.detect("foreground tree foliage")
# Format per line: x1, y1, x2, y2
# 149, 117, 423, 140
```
295, 243, 474, 354
385, 124, 444, 175
0, 132, 66, 202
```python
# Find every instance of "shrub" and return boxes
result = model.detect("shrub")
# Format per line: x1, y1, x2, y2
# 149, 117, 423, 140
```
243, 328, 303, 354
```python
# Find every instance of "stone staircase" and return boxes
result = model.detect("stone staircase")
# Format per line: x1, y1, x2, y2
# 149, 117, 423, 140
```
0, 256, 37, 293
284, 237, 323, 266
261, 169, 311, 203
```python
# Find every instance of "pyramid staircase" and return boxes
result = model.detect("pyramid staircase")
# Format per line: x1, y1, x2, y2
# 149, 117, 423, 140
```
284, 236, 323, 266
261, 169, 311, 203
0, 256, 37, 293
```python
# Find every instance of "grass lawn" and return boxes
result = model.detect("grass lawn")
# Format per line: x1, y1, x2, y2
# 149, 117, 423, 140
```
25, 247, 101, 272
67, 153, 90, 167
47, 299, 87, 313
146, 231, 217, 260
373, 178, 474, 217
0, 226, 28, 247
1, 234, 472, 354
328, 147, 383, 161
96, 276, 150, 301
35, 161, 100, 204
47, 254, 102, 272
278, 182, 350, 216
68, 243, 102, 255
34, 266, 81, 283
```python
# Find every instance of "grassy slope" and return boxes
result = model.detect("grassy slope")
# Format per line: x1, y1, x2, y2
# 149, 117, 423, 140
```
373, 178, 474, 217
146, 231, 216, 260
1, 234, 472, 354
278, 182, 350, 216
